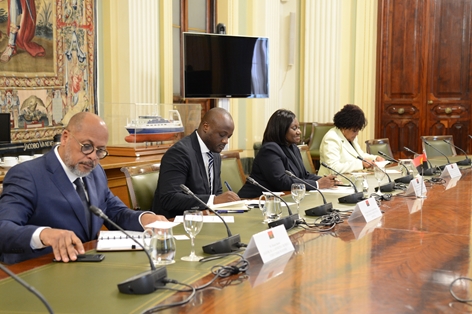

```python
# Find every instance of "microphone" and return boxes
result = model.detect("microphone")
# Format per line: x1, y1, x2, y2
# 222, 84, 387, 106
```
246, 177, 299, 230
422, 139, 451, 170
378, 151, 414, 184
320, 162, 364, 204
179, 184, 243, 254
356, 156, 395, 192
89, 205, 168, 294
0, 263, 54, 313
403, 146, 436, 176
284, 170, 333, 216
443, 139, 471, 166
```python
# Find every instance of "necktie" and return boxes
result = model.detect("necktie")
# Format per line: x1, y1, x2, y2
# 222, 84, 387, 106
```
74, 178, 91, 237
206, 152, 214, 193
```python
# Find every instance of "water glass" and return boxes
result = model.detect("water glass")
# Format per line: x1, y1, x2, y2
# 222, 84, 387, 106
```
143, 227, 176, 266
181, 210, 204, 261
291, 183, 306, 215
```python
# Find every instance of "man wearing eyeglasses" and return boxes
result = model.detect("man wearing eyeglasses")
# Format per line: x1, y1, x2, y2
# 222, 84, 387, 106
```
0, 112, 168, 264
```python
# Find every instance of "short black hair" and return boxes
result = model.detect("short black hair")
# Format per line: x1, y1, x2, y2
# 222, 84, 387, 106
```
333, 104, 367, 130
263, 109, 296, 146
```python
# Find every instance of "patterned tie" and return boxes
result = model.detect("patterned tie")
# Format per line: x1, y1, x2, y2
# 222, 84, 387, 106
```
206, 152, 214, 193
74, 178, 91, 237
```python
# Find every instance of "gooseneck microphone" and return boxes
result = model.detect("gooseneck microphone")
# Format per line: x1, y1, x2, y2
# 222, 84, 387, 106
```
356, 156, 395, 192
89, 205, 168, 294
285, 170, 333, 216
179, 184, 243, 254
404, 146, 436, 176
0, 264, 54, 313
443, 139, 471, 166
246, 177, 299, 230
378, 151, 414, 184
320, 162, 364, 204
422, 139, 451, 169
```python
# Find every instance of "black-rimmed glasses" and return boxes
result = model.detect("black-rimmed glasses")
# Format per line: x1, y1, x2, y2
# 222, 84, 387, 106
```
68, 133, 109, 159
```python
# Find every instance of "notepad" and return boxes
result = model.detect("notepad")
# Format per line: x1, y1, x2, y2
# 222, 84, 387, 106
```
210, 200, 250, 211
96, 230, 148, 251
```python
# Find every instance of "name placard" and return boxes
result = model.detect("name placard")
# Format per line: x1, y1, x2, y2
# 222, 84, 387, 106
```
348, 197, 382, 223
243, 225, 294, 264
403, 176, 427, 198
440, 163, 462, 179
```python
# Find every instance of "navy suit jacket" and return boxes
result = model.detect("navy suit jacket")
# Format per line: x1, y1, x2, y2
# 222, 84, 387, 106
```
0, 149, 143, 264
152, 131, 222, 218
238, 142, 322, 199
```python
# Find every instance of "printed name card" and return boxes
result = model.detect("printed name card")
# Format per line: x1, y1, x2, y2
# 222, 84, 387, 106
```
243, 225, 294, 264
440, 163, 462, 179
348, 197, 382, 223
403, 176, 427, 198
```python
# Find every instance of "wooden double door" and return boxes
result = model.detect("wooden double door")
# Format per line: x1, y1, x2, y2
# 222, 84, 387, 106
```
376, 0, 472, 158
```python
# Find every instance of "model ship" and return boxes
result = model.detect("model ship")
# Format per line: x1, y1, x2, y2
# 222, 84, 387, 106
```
125, 110, 184, 143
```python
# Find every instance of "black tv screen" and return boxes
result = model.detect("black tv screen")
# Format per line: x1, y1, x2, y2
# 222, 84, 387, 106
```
183, 32, 269, 98
0, 113, 11, 144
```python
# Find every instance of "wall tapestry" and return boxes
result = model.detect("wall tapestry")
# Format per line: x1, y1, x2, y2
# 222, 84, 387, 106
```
0, 0, 96, 143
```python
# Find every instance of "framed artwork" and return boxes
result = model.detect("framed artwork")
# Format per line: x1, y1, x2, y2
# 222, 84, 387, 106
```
0, 0, 96, 144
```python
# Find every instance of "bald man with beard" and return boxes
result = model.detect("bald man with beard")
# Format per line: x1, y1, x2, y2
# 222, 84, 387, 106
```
0, 112, 167, 264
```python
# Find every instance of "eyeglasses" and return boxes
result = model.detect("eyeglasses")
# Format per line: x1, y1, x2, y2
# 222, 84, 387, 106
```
68, 132, 109, 159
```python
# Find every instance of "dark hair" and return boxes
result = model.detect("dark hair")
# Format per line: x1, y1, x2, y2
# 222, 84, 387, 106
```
333, 104, 367, 130
262, 109, 296, 145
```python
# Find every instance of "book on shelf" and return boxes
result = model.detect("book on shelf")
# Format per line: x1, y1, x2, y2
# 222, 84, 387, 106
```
96, 230, 149, 251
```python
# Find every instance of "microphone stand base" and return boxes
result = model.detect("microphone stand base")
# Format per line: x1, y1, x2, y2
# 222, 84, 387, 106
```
118, 267, 168, 294
394, 175, 413, 184
375, 182, 395, 193
416, 166, 437, 176
268, 214, 300, 230
202, 234, 242, 254
457, 159, 471, 166
305, 203, 333, 216
338, 192, 364, 204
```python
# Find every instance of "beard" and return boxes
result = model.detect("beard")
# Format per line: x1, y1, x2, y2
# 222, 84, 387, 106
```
63, 144, 96, 177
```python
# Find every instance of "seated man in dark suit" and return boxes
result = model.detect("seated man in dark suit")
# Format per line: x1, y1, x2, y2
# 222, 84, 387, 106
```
152, 107, 240, 218
0, 112, 167, 264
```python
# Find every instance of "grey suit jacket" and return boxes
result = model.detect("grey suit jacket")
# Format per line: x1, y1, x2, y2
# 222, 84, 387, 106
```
152, 131, 222, 218
0, 149, 143, 264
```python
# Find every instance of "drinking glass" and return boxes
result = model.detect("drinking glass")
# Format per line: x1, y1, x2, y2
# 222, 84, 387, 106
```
374, 166, 386, 195
291, 183, 306, 215
181, 210, 204, 261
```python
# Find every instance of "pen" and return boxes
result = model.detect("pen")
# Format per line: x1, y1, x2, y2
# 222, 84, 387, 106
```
216, 210, 245, 214
224, 181, 233, 191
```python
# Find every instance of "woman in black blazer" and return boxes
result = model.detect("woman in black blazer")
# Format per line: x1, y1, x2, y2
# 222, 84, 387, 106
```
238, 109, 336, 199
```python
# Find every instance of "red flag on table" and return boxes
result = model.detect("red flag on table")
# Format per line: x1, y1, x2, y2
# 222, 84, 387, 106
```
412, 152, 427, 167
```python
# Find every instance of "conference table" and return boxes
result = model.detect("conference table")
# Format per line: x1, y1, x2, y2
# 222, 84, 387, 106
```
1, 156, 472, 313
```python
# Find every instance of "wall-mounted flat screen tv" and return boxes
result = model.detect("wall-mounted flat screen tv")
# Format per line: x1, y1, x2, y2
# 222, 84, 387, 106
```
183, 32, 269, 98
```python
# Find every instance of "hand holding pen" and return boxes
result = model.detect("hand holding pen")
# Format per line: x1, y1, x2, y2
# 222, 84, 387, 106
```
214, 181, 241, 203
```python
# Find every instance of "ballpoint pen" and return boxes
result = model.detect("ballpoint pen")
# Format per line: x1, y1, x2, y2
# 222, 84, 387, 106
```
216, 210, 245, 214
224, 181, 233, 191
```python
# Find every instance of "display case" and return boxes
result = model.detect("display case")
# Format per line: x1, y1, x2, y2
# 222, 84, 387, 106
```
103, 103, 201, 157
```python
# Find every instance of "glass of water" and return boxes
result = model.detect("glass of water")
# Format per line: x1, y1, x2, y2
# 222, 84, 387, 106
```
291, 183, 306, 215
181, 210, 204, 262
